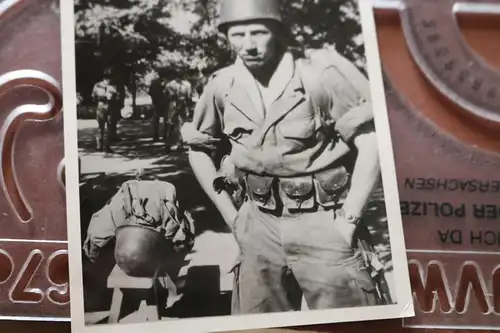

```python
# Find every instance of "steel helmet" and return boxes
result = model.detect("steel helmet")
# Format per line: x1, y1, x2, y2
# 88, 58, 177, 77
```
114, 225, 167, 278
218, 0, 283, 32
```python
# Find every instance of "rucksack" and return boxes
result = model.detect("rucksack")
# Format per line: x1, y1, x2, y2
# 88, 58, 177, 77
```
83, 179, 195, 262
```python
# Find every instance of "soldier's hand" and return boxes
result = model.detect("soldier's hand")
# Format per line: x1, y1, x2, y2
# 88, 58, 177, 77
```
213, 155, 240, 195
219, 155, 238, 183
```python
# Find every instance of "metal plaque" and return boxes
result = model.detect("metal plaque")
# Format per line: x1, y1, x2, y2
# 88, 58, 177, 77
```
0, 0, 69, 321
2, 0, 500, 331
374, 0, 500, 330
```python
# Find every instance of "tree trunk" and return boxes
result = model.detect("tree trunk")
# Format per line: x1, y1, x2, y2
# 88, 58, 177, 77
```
131, 74, 137, 108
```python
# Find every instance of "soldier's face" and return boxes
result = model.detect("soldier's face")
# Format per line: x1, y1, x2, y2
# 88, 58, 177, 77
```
227, 22, 279, 72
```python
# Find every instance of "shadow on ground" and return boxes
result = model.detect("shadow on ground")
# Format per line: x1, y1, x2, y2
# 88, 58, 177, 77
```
78, 119, 183, 161
78, 118, 394, 320
163, 265, 232, 318
78, 119, 231, 318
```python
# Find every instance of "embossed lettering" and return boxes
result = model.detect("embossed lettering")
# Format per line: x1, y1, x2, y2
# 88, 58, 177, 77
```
435, 47, 449, 58
400, 201, 465, 218
400, 200, 409, 216
421, 19, 437, 28
9, 250, 44, 303
472, 79, 483, 92
487, 87, 497, 99
470, 230, 500, 246
473, 204, 500, 220
470, 231, 483, 245
427, 33, 440, 43
438, 229, 462, 245
455, 204, 466, 218
411, 261, 495, 314
0, 249, 13, 284
493, 266, 500, 313
457, 70, 470, 83
46, 250, 70, 305
0, 70, 63, 222
0, 248, 69, 305
411, 201, 423, 216
455, 263, 489, 313
410, 261, 451, 312
403, 178, 500, 193
444, 59, 456, 71
440, 203, 453, 217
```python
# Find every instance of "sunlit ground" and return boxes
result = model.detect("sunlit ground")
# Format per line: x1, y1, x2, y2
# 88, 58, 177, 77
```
78, 118, 395, 325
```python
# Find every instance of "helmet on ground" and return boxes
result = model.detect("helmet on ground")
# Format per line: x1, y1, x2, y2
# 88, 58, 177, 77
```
217, 0, 283, 33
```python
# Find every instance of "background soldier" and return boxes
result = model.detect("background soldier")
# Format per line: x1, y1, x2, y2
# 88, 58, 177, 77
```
92, 78, 125, 153
149, 74, 168, 142
182, 0, 383, 314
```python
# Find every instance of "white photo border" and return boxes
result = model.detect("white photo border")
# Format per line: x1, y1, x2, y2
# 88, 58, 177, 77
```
61, 0, 415, 332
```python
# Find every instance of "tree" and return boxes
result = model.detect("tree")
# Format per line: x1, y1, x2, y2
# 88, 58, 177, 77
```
163, 0, 366, 75
75, 0, 366, 110
282, 0, 366, 71
75, 0, 177, 106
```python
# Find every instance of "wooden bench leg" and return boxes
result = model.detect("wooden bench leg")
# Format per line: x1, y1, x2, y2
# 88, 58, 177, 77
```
157, 274, 179, 308
138, 299, 159, 322
164, 274, 179, 308
108, 288, 124, 323
154, 279, 163, 320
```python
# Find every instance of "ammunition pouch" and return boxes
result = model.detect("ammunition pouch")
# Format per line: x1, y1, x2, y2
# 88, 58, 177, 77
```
313, 166, 350, 208
239, 163, 351, 212
279, 176, 315, 210
245, 174, 277, 210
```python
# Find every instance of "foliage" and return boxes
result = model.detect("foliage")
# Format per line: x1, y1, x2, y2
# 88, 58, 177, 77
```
75, 0, 365, 107
282, 0, 366, 69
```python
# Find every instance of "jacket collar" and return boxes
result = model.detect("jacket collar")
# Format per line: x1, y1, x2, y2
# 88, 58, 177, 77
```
228, 51, 303, 125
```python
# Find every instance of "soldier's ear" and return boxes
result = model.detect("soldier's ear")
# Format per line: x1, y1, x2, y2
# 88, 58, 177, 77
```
217, 31, 238, 59
217, 30, 229, 41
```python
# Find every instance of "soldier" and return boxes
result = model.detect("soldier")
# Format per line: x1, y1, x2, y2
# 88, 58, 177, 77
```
182, 0, 383, 314
165, 79, 192, 139
92, 79, 124, 153
149, 75, 168, 142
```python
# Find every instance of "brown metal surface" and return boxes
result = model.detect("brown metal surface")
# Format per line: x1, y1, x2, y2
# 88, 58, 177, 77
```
0, 0, 68, 321
376, 4, 500, 331
396, 0, 500, 125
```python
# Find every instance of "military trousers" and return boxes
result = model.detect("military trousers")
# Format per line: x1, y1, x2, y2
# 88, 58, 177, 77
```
230, 200, 378, 314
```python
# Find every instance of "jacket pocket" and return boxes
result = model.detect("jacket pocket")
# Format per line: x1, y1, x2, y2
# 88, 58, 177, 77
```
314, 166, 350, 208
278, 115, 317, 140
223, 107, 254, 141
223, 124, 252, 141
279, 176, 315, 210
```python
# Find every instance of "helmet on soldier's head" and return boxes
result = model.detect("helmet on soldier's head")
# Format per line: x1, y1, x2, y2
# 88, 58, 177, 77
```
217, 0, 283, 33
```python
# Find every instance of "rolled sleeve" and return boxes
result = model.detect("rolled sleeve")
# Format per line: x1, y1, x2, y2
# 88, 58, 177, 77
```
82, 189, 127, 262
320, 55, 375, 143
182, 77, 225, 152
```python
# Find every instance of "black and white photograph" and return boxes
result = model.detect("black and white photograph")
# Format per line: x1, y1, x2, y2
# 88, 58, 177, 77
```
61, 0, 414, 332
